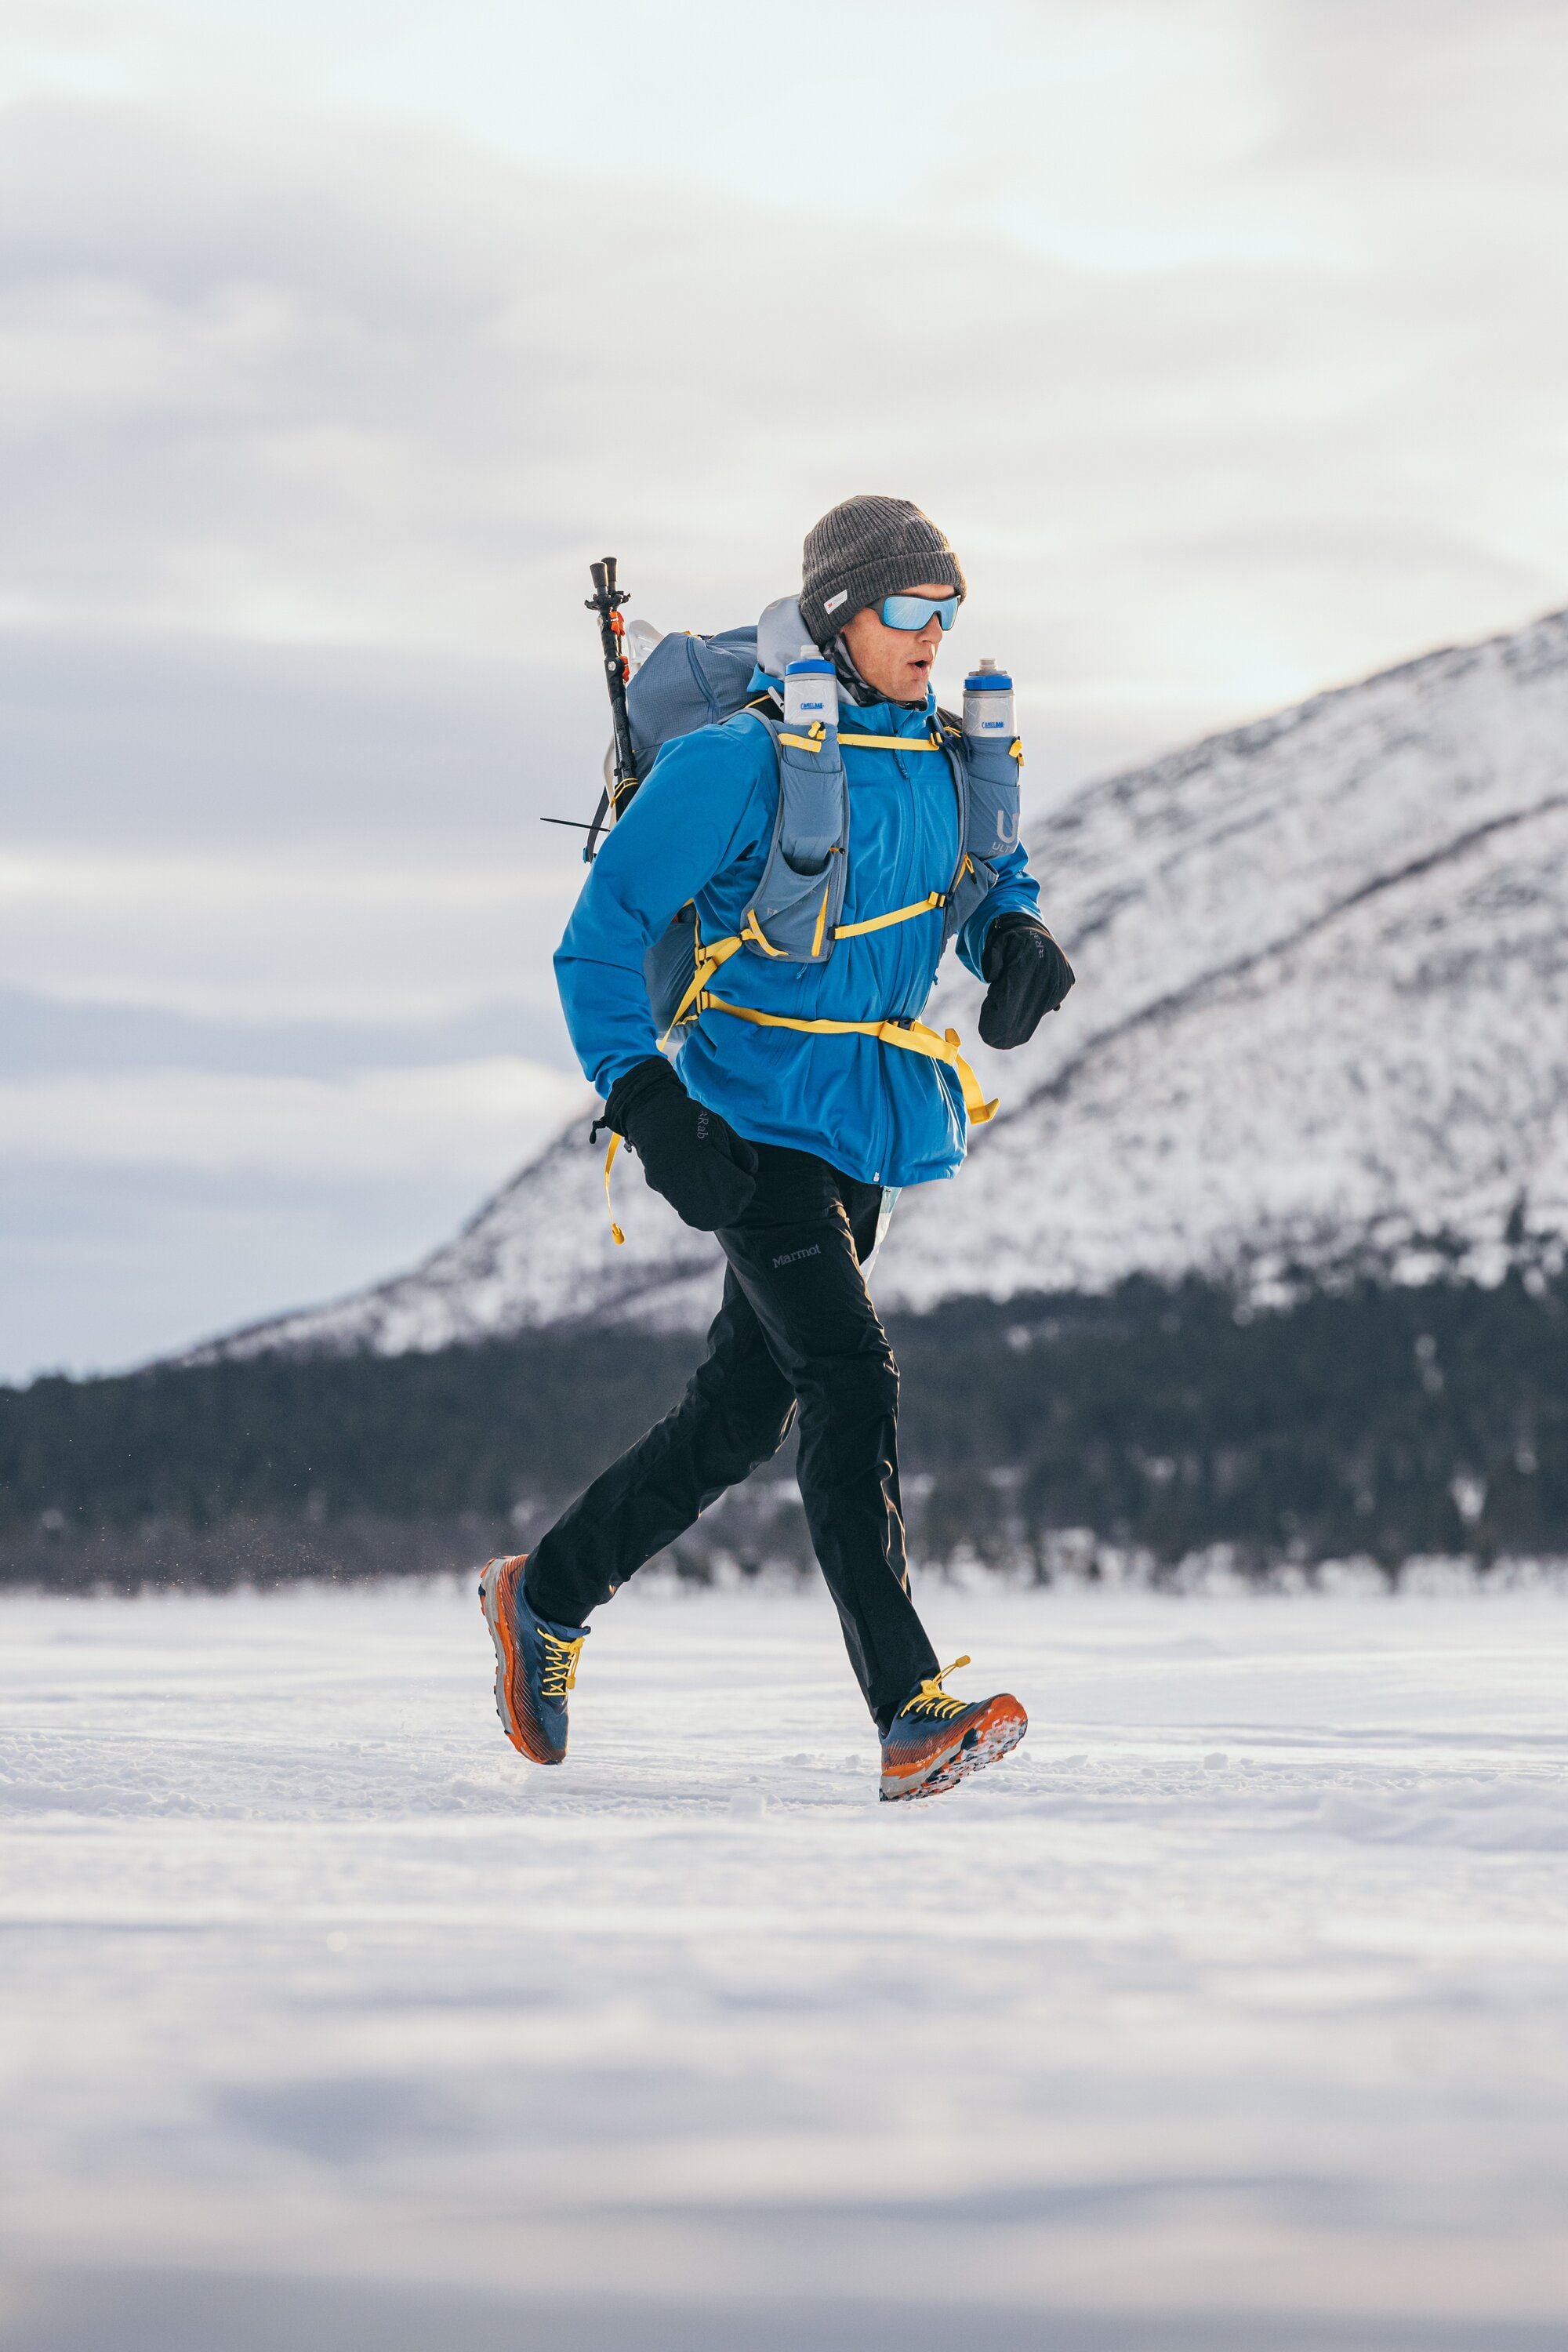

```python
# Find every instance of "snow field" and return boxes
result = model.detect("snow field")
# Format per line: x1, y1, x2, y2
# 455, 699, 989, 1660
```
2, 1576, 1567, 2350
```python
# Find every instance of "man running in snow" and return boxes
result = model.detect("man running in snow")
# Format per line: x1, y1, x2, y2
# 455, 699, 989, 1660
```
481, 496, 1074, 1800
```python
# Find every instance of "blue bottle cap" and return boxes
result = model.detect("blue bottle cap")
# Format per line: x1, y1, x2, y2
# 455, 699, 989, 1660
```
786, 657, 834, 675
964, 670, 1012, 691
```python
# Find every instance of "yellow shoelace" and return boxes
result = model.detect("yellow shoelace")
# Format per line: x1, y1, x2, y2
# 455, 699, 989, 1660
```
898, 1655, 973, 1722
539, 1628, 586, 1700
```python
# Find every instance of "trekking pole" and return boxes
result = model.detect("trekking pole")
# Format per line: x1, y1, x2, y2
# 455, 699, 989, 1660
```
582, 556, 637, 862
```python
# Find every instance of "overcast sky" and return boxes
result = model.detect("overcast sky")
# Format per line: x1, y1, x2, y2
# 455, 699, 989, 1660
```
5, 0, 1568, 1379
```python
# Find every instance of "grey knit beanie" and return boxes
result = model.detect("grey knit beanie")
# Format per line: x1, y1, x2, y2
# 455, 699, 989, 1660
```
799, 495, 967, 648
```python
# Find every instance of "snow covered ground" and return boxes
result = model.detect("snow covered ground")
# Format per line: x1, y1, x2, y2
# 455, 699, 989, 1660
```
2, 1576, 1567, 2350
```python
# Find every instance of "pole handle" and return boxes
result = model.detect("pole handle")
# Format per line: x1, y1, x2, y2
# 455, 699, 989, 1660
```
584, 554, 637, 860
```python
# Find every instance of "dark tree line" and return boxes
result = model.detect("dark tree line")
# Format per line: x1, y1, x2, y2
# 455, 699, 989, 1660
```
2, 1271, 1565, 1589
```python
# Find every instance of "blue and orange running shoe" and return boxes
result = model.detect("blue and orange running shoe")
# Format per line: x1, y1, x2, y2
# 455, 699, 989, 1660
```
879, 1656, 1026, 1802
478, 1553, 588, 1766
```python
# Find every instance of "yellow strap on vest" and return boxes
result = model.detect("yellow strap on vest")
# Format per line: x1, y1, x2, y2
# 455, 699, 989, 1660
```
778, 728, 825, 753
666, 882, 944, 1047
603, 1131, 626, 1246
659, 929, 745, 1041
811, 878, 833, 958
701, 996, 998, 1124
742, 907, 787, 957
839, 732, 945, 752
833, 890, 945, 939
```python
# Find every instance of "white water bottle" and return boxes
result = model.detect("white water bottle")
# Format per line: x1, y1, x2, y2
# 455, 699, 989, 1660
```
784, 646, 838, 730
963, 657, 1014, 742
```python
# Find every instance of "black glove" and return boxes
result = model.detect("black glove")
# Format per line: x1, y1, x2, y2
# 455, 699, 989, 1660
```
603, 1057, 758, 1232
978, 912, 1075, 1049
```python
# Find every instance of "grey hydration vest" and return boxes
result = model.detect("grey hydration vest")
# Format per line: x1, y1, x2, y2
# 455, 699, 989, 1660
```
643, 699, 1021, 1035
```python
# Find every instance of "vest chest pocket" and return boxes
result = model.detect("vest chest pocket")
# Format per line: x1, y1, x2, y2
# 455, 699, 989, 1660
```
746, 724, 850, 963
960, 734, 1022, 863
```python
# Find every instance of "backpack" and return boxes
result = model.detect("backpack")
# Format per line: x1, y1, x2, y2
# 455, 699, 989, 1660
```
625, 624, 762, 782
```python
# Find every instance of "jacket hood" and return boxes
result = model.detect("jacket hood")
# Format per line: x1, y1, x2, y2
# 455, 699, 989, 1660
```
754, 590, 933, 710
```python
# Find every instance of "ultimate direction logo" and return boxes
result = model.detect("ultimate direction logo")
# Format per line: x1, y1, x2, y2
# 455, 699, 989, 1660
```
771, 1244, 822, 1269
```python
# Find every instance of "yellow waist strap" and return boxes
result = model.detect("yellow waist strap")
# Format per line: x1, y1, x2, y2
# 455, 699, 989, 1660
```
700, 997, 996, 1127
601, 1007, 995, 1247
615, 884, 997, 1246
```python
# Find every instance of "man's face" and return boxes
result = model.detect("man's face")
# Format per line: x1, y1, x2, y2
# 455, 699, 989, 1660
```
839, 582, 953, 703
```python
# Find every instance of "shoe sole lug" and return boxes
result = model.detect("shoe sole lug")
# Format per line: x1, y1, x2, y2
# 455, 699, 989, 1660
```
880, 1698, 1027, 1802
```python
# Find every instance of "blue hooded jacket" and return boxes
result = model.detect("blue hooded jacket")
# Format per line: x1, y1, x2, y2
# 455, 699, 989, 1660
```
554, 669, 1041, 1189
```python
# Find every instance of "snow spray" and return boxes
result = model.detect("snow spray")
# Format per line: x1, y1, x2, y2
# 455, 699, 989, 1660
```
963, 658, 1015, 744
784, 647, 838, 731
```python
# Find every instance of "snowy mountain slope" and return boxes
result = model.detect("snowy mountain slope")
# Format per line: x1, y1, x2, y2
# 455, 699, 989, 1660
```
196, 1116, 717, 1360
191, 608, 1568, 1360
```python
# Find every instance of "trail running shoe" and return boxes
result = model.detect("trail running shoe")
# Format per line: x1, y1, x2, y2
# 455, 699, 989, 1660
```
879, 1655, 1026, 1802
478, 1553, 587, 1766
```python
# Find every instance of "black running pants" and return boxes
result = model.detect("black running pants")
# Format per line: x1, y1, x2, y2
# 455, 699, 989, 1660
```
524, 1142, 939, 1730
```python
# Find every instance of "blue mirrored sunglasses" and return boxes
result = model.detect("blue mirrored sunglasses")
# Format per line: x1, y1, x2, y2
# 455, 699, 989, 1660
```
879, 592, 959, 633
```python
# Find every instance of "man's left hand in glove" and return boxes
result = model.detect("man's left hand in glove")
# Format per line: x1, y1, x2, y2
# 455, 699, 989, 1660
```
978, 911, 1075, 1050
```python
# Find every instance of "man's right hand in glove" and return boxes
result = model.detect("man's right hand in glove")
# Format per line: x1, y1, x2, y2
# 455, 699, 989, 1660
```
603, 1057, 758, 1232
978, 911, 1076, 1049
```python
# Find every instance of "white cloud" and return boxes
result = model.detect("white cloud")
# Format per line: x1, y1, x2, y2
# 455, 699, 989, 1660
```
0, 848, 584, 1025
0, 1057, 588, 1181
5, 3, 1568, 715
